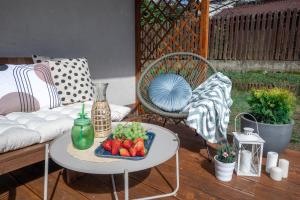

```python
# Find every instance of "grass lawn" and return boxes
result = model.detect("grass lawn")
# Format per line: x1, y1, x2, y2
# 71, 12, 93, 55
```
229, 88, 300, 151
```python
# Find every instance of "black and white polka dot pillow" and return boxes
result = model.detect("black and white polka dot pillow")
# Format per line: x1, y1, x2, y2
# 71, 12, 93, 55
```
32, 55, 61, 63
32, 56, 94, 104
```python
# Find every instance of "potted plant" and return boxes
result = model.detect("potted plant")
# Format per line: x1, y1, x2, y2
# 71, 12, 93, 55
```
241, 88, 296, 156
214, 144, 236, 182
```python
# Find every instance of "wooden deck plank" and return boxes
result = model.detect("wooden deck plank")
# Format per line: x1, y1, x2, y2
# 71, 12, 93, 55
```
1, 118, 299, 200
118, 174, 178, 200
131, 163, 215, 199
0, 173, 40, 200
10, 162, 89, 200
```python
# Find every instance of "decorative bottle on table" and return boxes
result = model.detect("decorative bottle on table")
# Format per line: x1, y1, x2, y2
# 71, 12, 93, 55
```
71, 104, 94, 150
91, 82, 112, 138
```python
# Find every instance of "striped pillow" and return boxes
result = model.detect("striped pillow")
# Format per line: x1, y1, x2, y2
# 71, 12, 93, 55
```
0, 64, 61, 115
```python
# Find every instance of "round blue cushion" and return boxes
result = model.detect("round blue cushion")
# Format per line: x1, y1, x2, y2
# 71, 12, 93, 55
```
148, 73, 192, 112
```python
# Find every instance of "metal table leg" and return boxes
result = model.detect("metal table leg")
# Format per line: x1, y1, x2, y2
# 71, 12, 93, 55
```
111, 174, 119, 200
133, 150, 179, 200
124, 170, 129, 200
111, 170, 129, 200
111, 151, 179, 200
44, 143, 49, 200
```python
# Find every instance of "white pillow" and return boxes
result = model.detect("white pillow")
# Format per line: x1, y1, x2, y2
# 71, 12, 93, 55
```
110, 104, 131, 121
0, 64, 61, 115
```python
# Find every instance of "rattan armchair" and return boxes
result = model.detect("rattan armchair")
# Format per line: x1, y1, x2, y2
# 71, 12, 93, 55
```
137, 52, 217, 160
137, 52, 217, 120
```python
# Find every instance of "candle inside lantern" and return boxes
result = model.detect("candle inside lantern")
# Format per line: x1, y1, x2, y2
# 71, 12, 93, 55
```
270, 167, 282, 181
278, 159, 289, 178
240, 150, 252, 173
266, 152, 278, 173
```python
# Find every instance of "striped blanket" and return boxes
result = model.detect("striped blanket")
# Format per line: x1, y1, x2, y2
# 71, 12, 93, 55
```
183, 72, 233, 143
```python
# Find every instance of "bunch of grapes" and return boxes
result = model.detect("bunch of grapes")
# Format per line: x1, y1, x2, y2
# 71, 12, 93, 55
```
113, 122, 148, 141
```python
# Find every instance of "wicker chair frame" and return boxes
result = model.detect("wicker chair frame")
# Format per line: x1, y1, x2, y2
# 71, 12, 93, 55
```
137, 52, 217, 120
137, 52, 217, 161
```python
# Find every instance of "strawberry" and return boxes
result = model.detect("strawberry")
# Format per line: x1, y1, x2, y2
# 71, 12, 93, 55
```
134, 141, 144, 152
119, 148, 130, 157
121, 136, 126, 141
122, 139, 133, 149
133, 138, 144, 144
102, 140, 112, 151
136, 148, 147, 157
129, 147, 137, 157
111, 139, 122, 155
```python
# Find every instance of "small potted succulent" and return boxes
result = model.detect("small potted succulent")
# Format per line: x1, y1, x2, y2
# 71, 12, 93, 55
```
214, 144, 236, 182
241, 88, 296, 156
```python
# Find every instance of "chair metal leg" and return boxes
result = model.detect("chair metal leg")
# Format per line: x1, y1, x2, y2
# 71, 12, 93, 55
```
183, 120, 188, 126
162, 118, 167, 127
174, 119, 182, 125
194, 130, 212, 162
203, 139, 212, 162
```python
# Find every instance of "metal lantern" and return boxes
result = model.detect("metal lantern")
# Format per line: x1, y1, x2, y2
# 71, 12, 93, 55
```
233, 113, 265, 177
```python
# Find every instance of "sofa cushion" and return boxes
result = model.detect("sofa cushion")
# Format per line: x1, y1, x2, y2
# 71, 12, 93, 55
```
0, 101, 131, 152
32, 56, 94, 105
0, 64, 61, 115
0, 117, 40, 153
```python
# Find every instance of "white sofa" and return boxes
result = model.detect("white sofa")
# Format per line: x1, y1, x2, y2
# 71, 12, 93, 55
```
0, 57, 135, 175
0, 101, 131, 153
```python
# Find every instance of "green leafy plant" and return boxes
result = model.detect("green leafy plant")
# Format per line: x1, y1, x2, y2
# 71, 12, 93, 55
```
247, 88, 296, 124
216, 144, 235, 163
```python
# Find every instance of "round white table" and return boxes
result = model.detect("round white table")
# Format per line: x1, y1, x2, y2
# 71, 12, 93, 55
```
44, 122, 180, 200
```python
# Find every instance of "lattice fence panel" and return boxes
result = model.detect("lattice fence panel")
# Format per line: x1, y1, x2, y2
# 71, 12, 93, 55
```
138, 0, 204, 72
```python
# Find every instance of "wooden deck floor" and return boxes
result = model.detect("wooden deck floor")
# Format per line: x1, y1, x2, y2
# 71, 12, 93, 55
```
1, 118, 300, 200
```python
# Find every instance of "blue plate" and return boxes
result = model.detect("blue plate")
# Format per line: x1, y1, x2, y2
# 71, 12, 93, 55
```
94, 132, 155, 160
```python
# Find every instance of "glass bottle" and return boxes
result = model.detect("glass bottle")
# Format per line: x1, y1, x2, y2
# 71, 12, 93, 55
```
71, 103, 94, 150
91, 82, 112, 138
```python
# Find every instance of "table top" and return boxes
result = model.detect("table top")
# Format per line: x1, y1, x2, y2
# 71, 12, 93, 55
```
49, 122, 180, 174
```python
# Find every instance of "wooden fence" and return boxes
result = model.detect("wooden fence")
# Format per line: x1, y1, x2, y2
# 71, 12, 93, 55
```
208, 9, 300, 61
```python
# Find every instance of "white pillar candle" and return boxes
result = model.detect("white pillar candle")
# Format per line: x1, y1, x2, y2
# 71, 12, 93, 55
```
278, 159, 289, 178
266, 151, 278, 173
240, 150, 252, 173
270, 167, 282, 181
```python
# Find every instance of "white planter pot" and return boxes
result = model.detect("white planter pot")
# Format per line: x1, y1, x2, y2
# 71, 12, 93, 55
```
214, 155, 235, 182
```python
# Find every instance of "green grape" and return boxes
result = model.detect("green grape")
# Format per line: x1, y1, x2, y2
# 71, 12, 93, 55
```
113, 122, 148, 141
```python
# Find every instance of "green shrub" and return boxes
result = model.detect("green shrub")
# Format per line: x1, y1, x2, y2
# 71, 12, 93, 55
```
216, 144, 235, 163
247, 88, 296, 124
